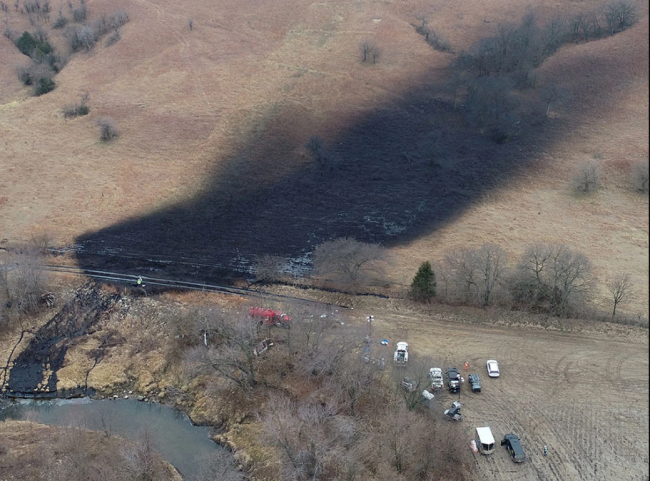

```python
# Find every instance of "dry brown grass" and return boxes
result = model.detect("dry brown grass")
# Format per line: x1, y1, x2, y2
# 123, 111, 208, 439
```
0, 0, 647, 317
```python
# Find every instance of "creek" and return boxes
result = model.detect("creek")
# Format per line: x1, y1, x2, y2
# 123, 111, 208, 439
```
0, 397, 223, 479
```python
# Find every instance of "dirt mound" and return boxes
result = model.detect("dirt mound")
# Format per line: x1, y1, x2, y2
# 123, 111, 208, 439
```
5, 282, 128, 398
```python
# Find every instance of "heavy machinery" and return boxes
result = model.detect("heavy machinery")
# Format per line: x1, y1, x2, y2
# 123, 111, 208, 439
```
249, 307, 291, 327
393, 341, 409, 366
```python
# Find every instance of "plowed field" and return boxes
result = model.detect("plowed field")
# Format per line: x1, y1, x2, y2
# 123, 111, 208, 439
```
366, 311, 649, 481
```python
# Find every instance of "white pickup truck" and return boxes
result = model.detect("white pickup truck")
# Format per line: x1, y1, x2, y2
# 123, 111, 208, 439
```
393, 342, 409, 365
429, 367, 444, 390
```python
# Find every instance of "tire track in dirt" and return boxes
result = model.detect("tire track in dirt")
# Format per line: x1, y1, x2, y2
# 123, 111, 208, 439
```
370, 311, 649, 481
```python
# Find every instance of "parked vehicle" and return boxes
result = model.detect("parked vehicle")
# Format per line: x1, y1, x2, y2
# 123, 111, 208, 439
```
468, 374, 481, 392
486, 359, 500, 378
446, 367, 460, 393
501, 434, 526, 463
444, 401, 462, 421
250, 307, 291, 327
401, 377, 417, 393
253, 338, 273, 357
394, 342, 409, 365
429, 368, 444, 390
475, 427, 495, 455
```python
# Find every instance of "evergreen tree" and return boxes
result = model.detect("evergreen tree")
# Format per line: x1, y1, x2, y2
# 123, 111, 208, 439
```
410, 261, 436, 302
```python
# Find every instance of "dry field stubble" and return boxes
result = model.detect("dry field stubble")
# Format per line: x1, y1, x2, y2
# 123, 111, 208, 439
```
350, 305, 649, 481
0, 0, 647, 314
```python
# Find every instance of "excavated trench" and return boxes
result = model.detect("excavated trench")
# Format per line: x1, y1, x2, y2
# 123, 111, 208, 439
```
3, 281, 128, 398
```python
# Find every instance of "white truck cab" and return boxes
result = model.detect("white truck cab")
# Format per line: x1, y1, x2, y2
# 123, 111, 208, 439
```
394, 342, 409, 364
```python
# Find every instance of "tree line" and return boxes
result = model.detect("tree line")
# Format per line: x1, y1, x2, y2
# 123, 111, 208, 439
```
410, 242, 638, 320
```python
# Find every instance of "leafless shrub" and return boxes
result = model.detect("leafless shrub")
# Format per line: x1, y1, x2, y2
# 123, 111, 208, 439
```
72, 0, 86, 22
606, 273, 635, 317
188, 18, 193, 31
0, 1, 7, 12
96, 116, 119, 142
572, 161, 601, 193
312, 237, 387, 291
108, 9, 129, 29
3, 22, 16, 41
30, 231, 54, 252
252, 254, 287, 283
632, 161, 649, 193
53, 9, 68, 28
188, 450, 243, 481
0, 246, 48, 317
62, 92, 90, 119
120, 429, 169, 480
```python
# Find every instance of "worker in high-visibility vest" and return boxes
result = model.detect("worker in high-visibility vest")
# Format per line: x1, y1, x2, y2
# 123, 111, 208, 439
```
137, 276, 143, 286
543, 445, 548, 457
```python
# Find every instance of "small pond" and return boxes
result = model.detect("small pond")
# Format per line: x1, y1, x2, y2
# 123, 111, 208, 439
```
0, 398, 224, 478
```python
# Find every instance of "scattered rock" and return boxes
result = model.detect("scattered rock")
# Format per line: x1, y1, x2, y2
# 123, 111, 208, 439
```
124, 395, 129, 399
137, 395, 144, 401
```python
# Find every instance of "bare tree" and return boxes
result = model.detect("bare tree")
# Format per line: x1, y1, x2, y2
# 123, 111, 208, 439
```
603, 0, 638, 34
549, 245, 593, 315
541, 84, 570, 116
184, 311, 261, 389
633, 161, 649, 193
572, 161, 601, 193
474, 244, 508, 306
606, 273, 635, 317
120, 429, 167, 481
444, 248, 480, 303
262, 394, 336, 481
187, 18, 193, 31
305, 135, 336, 175
360, 40, 379, 63
312, 237, 386, 290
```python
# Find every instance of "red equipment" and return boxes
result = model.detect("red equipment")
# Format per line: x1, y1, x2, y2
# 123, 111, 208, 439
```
249, 307, 292, 327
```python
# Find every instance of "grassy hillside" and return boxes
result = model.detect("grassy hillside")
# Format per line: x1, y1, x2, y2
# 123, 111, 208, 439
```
0, 0, 647, 315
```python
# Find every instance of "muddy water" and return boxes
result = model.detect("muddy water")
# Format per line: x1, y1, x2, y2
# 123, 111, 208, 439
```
0, 398, 223, 478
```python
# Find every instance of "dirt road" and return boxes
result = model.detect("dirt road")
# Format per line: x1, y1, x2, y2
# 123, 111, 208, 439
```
366, 312, 649, 481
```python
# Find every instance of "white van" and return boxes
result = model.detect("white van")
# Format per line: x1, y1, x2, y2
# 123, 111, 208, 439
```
475, 427, 495, 455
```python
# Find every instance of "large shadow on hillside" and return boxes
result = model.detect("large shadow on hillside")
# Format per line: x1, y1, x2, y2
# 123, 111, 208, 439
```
74, 41, 641, 282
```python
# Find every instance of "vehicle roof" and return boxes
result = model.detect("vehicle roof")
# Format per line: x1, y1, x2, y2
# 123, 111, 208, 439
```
486, 360, 498, 364
476, 427, 495, 444
396, 342, 408, 349
504, 434, 525, 454
430, 367, 442, 373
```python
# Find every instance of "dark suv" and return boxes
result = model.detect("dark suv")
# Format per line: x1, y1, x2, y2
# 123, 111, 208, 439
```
501, 434, 526, 463
446, 368, 460, 393
468, 374, 481, 392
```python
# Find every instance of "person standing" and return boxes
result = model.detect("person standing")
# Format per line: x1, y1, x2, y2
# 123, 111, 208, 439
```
543, 445, 548, 457
464, 361, 469, 371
